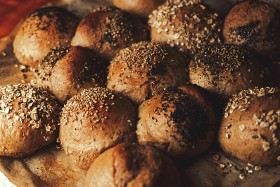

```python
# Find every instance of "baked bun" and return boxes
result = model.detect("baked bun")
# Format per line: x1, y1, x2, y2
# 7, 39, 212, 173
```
85, 143, 181, 187
112, 0, 165, 17
107, 41, 188, 104
60, 87, 137, 169
137, 85, 216, 159
0, 84, 60, 158
189, 44, 270, 100
149, 0, 222, 56
223, 0, 280, 61
71, 6, 149, 61
219, 87, 280, 166
13, 6, 79, 68
34, 46, 106, 103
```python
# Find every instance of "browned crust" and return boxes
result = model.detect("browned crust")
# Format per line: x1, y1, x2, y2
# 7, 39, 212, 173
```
112, 0, 165, 17
85, 143, 181, 187
0, 84, 60, 158
219, 87, 280, 166
223, 0, 280, 61
107, 41, 189, 104
137, 85, 216, 159
71, 6, 149, 61
59, 87, 137, 169
13, 6, 79, 68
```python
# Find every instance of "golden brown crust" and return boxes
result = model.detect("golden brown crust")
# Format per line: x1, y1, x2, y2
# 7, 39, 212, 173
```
71, 6, 149, 61
107, 41, 189, 104
223, 0, 280, 61
149, 0, 222, 56
112, 0, 165, 17
59, 87, 137, 169
0, 84, 60, 158
34, 46, 107, 103
189, 44, 271, 100
13, 6, 79, 68
219, 87, 280, 166
136, 85, 216, 159
85, 143, 181, 187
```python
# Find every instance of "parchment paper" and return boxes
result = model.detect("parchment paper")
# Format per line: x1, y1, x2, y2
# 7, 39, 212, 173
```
0, 0, 279, 186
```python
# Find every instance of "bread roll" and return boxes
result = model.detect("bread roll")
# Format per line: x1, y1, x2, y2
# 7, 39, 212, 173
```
0, 84, 60, 157
34, 46, 106, 103
60, 87, 137, 169
137, 85, 216, 159
223, 0, 280, 61
71, 6, 149, 61
107, 41, 188, 104
189, 44, 270, 100
13, 6, 79, 68
85, 143, 181, 187
219, 87, 280, 165
149, 0, 222, 56
112, 0, 165, 17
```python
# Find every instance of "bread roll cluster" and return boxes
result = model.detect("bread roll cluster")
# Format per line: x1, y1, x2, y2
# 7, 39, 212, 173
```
2, 0, 280, 186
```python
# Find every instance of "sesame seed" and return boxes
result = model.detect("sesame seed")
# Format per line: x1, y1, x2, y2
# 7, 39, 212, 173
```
239, 124, 246, 131
148, 0, 222, 55
239, 174, 245, 180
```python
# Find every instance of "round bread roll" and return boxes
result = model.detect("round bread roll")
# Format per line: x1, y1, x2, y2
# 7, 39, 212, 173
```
107, 41, 188, 104
0, 84, 60, 157
223, 0, 280, 61
13, 6, 79, 68
149, 0, 222, 56
219, 87, 280, 166
189, 44, 270, 100
34, 46, 106, 103
71, 6, 149, 61
137, 85, 216, 159
112, 0, 165, 17
85, 143, 181, 187
60, 87, 137, 169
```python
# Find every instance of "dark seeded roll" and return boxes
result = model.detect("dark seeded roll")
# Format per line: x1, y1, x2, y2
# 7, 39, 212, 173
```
60, 87, 137, 169
13, 6, 79, 68
0, 84, 60, 158
107, 41, 188, 104
71, 6, 149, 61
223, 0, 280, 61
85, 143, 181, 187
149, 0, 222, 56
219, 87, 280, 166
137, 85, 216, 159
112, 0, 165, 17
189, 44, 270, 100
34, 46, 106, 103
